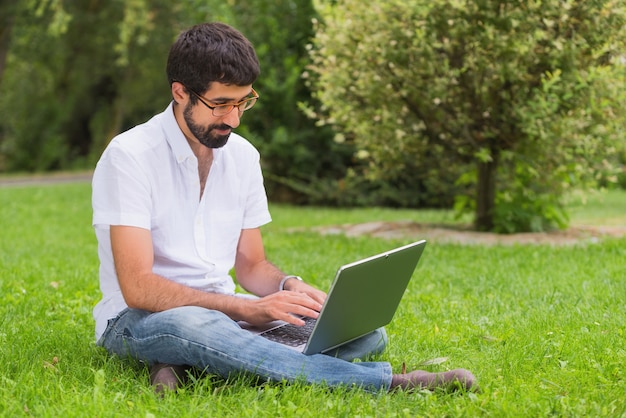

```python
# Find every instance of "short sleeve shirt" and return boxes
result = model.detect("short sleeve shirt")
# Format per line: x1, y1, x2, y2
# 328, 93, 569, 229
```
91, 102, 272, 340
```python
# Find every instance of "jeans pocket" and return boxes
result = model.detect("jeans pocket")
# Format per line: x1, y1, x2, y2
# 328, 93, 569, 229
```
96, 308, 129, 347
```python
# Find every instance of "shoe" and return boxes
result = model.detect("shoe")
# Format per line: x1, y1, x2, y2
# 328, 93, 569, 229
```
149, 363, 188, 395
390, 367, 478, 392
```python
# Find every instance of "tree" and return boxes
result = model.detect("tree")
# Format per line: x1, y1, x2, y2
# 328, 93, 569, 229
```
0, 0, 169, 170
308, 0, 626, 232
223, 0, 352, 204
0, 0, 230, 171
0, 0, 20, 86
0, 0, 345, 206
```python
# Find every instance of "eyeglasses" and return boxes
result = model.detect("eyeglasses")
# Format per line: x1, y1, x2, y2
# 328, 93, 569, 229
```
185, 85, 259, 117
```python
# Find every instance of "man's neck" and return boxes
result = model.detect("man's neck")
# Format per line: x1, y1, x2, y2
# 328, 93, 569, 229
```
172, 102, 214, 198
196, 147, 213, 200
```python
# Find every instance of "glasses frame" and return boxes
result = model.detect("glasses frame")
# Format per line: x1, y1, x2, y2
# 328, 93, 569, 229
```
184, 85, 259, 117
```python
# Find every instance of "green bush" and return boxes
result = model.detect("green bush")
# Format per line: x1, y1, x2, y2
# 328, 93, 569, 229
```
308, 0, 626, 232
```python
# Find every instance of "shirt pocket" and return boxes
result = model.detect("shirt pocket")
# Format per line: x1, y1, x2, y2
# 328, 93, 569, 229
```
205, 209, 244, 264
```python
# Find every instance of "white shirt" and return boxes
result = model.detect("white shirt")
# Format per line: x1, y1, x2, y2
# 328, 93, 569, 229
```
91, 102, 272, 340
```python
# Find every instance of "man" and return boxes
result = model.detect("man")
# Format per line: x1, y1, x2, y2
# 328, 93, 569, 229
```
92, 22, 477, 394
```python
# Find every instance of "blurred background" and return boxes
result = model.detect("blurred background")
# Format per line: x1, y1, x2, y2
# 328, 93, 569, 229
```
1, 0, 625, 233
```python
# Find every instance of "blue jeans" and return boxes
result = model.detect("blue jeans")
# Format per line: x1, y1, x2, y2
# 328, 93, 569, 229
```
97, 307, 393, 392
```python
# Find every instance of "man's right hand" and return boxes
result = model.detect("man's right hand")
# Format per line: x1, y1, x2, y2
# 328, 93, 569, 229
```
242, 291, 323, 326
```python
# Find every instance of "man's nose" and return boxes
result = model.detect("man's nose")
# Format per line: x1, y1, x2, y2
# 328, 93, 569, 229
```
222, 108, 242, 128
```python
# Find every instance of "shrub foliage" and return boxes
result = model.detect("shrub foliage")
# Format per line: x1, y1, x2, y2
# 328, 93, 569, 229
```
308, 0, 626, 232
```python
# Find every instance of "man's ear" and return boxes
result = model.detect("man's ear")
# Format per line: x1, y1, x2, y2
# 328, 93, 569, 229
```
171, 82, 188, 104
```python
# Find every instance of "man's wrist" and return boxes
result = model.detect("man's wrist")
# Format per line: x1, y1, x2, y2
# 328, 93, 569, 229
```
279, 275, 303, 291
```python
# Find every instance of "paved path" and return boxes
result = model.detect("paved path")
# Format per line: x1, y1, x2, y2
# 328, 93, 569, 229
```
0, 171, 93, 187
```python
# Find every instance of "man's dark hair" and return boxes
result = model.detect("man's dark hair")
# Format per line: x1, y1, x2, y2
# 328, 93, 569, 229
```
166, 22, 260, 95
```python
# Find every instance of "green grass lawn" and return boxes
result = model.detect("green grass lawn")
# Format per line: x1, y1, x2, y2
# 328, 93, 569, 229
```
1, 183, 625, 417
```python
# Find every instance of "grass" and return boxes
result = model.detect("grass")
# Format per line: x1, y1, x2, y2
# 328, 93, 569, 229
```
0, 182, 625, 417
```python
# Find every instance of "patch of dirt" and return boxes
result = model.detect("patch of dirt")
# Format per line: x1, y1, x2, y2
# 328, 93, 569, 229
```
307, 221, 626, 246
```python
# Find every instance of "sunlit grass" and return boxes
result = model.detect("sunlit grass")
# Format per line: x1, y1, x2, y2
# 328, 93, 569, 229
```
566, 188, 626, 226
1, 182, 625, 417
269, 188, 626, 229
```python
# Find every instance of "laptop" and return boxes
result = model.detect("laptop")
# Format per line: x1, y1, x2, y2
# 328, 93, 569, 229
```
240, 240, 427, 355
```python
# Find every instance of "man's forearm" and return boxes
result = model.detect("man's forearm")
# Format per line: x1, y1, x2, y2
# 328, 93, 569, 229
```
121, 272, 247, 319
235, 259, 288, 297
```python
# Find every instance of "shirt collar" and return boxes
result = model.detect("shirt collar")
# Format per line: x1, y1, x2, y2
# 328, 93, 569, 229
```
162, 101, 195, 164
162, 101, 223, 165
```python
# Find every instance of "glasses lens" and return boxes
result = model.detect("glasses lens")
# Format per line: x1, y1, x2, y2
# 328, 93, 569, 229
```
210, 95, 258, 116
239, 97, 257, 112
212, 105, 233, 117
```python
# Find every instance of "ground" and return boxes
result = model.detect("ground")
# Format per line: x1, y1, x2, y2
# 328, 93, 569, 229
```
309, 221, 626, 246
2, 171, 625, 245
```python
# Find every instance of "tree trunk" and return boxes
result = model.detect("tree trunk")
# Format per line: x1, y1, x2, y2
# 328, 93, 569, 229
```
0, 0, 19, 87
475, 151, 498, 231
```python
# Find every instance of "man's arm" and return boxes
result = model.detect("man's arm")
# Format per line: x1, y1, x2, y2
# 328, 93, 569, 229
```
234, 228, 326, 302
235, 228, 327, 304
111, 225, 324, 326
110, 225, 245, 315
233, 228, 327, 325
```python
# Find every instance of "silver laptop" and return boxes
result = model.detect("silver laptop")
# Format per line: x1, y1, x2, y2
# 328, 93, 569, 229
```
240, 240, 427, 355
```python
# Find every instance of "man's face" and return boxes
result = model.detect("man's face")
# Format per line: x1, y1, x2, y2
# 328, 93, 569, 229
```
182, 82, 255, 149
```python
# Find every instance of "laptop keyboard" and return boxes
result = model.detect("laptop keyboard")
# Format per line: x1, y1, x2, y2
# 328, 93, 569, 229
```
259, 317, 317, 347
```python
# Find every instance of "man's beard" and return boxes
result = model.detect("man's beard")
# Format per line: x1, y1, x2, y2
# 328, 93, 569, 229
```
183, 102, 231, 149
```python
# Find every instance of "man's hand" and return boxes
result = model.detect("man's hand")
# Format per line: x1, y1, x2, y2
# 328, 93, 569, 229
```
243, 290, 324, 326
281, 279, 326, 306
